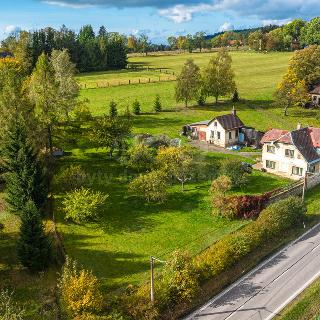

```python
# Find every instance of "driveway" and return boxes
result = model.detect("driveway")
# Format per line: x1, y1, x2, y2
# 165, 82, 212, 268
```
189, 141, 261, 159
184, 223, 320, 320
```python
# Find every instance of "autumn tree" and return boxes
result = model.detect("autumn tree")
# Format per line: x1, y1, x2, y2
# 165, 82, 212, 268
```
301, 17, 320, 46
202, 49, 236, 104
275, 69, 309, 116
51, 49, 79, 118
58, 256, 103, 316
157, 146, 195, 191
175, 59, 201, 107
29, 53, 59, 154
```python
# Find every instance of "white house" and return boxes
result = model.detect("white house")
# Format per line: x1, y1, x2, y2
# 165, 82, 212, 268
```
188, 108, 244, 148
261, 125, 320, 179
310, 84, 320, 106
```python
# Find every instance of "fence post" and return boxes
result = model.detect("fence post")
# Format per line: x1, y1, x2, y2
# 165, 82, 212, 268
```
129, 79, 131, 85
149, 78, 151, 83
139, 79, 140, 84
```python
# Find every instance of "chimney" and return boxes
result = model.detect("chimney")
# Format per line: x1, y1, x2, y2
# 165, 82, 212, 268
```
297, 123, 302, 130
232, 106, 236, 116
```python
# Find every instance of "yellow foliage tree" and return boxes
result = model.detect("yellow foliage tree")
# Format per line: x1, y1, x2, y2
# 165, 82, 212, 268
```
58, 256, 103, 316
275, 69, 309, 116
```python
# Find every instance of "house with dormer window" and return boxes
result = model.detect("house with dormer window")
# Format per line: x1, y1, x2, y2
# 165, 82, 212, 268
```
261, 125, 320, 179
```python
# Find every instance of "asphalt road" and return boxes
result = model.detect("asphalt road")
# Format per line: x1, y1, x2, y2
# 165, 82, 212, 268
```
184, 223, 320, 320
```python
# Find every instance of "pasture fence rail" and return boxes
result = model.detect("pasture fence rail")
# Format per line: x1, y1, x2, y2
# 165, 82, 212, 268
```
80, 65, 177, 89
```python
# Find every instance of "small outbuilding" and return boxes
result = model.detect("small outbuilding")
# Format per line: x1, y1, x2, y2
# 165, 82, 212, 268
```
310, 84, 320, 106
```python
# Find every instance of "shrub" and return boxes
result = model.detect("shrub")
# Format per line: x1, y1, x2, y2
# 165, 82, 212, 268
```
228, 194, 270, 219
55, 165, 89, 191
129, 170, 168, 203
210, 176, 235, 218
219, 158, 249, 188
58, 257, 103, 317
153, 95, 162, 112
74, 103, 93, 122
132, 99, 141, 115
197, 95, 206, 106
63, 187, 108, 223
0, 290, 25, 320
124, 144, 155, 172
256, 196, 306, 237
17, 200, 51, 272
162, 251, 199, 307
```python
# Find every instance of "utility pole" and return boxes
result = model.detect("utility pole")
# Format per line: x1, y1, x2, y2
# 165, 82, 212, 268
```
150, 256, 155, 303
150, 256, 166, 304
302, 172, 308, 202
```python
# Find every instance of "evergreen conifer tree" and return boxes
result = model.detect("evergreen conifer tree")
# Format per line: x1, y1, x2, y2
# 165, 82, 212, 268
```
154, 95, 162, 112
132, 99, 141, 115
109, 100, 118, 118
17, 200, 51, 272
2, 117, 47, 212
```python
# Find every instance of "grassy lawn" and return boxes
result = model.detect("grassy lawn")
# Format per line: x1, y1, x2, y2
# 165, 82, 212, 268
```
54, 147, 289, 291
0, 203, 58, 319
79, 51, 320, 137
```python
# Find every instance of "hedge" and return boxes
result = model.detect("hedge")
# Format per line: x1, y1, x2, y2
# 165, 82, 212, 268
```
120, 197, 306, 319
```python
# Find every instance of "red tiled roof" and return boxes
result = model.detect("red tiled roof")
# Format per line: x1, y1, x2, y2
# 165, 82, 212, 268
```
260, 129, 289, 144
262, 127, 320, 163
309, 127, 320, 148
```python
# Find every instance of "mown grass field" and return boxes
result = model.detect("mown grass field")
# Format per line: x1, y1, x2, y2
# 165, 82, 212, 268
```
78, 51, 320, 137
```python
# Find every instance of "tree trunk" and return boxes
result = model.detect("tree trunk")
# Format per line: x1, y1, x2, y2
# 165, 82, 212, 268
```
284, 105, 289, 116
185, 99, 188, 108
215, 96, 218, 104
48, 124, 53, 155
181, 180, 185, 191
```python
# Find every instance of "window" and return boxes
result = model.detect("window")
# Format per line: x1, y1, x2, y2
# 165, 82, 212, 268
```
229, 131, 232, 140
235, 130, 239, 138
217, 132, 221, 140
211, 130, 214, 138
292, 166, 303, 176
214, 121, 217, 127
266, 160, 276, 169
285, 149, 294, 158
309, 166, 316, 173
267, 145, 275, 153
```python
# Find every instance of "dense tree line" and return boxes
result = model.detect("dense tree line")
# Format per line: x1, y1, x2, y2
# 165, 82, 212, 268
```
1, 24, 127, 73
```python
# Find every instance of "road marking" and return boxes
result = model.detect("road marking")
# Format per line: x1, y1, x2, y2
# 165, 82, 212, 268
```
185, 222, 320, 320
264, 269, 320, 320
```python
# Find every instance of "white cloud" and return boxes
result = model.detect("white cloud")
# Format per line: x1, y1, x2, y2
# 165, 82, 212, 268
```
4, 25, 21, 35
262, 18, 292, 26
43, 1, 93, 9
219, 22, 234, 32
158, 4, 214, 23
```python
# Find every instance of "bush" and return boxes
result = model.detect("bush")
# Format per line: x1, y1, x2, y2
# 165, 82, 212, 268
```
132, 99, 141, 115
74, 103, 93, 122
256, 196, 306, 237
124, 144, 155, 172
197, 196, 306, 280
219, 158, 249, 188
210, 176, 235, 218
63, 187, 108, 223
153, 95, 162, 112
58, 257, 103, 317
109, 100, 118, 118
0, 290, 25, 320
162, 251, 199, 307
229, 194, 270, 219
55, 165, 89, 191
197, 95, 206, 106
129, 170, 168, 203
232, 89, 239, 102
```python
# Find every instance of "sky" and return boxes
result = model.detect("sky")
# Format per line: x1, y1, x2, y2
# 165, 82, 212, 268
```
1, 0, 320, 43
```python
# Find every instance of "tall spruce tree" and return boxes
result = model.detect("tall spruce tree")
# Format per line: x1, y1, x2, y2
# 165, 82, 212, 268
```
109, 100, 118, 118
17, 200, 51, 272
2, 117, 47, 212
